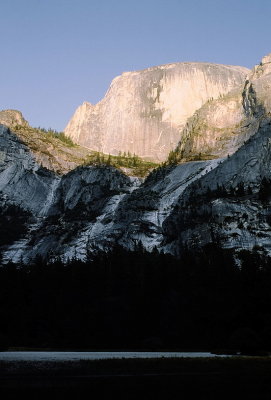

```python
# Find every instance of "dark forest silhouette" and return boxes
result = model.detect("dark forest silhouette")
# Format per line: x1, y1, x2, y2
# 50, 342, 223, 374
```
1, 243, 271, 354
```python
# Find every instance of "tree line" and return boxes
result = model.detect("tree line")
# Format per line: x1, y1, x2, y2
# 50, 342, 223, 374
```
1, 243, 271, 354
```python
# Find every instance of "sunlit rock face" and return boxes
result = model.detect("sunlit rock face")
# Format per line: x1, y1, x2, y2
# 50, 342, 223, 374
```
176, 54, 271, 162
0, 109, 95, 175
0, 109, 29, 128
249, 53, 271, 79
249, 53, 271, 113
64, 62, 248, 162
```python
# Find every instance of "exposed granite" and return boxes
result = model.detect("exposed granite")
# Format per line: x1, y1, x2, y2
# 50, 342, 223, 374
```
64, 62, 248, 162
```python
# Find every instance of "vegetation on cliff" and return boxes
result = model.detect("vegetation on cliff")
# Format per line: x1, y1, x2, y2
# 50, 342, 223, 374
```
82, 151, 158, 177
10, 124, 157, 177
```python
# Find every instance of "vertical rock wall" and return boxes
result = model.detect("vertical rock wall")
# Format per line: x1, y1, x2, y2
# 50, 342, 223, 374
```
65, 62, 249, 162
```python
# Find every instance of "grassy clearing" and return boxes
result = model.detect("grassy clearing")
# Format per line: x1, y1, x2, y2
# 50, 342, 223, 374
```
13, 125, 76, 147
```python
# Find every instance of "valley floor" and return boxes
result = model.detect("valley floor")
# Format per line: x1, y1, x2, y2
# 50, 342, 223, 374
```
1, 357, 271, 398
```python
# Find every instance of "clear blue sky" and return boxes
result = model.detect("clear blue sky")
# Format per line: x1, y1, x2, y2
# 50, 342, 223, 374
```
0, 0, 270, 131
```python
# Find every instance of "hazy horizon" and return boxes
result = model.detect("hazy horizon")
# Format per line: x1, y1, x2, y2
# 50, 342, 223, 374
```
1, 0, 271, 131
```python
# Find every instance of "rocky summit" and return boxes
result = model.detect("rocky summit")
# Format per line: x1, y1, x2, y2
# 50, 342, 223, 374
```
1, 53, 271, 264
0, 109, 29, 128
64, 62, 249, 162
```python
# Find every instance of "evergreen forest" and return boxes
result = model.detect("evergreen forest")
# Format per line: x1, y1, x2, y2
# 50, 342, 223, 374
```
1, 244, 271, 354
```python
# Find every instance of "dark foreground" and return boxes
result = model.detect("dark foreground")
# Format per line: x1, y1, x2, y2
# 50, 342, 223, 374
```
3, 245, 271, 352
1, 357, 271, 398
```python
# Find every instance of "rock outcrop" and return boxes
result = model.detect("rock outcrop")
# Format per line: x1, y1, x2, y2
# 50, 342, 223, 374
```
175, 53, 271, 162
0, 110, 157, 176
64, 62, 249, 162
11, 124, 94, 175
0, 125, 56, 215
0, 111, 97, 174
163, 115, 271, 256
0, 109, 29, 128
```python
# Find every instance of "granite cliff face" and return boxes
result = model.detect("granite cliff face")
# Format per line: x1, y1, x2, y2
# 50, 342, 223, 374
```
0, 125, 56, 215
64, 62, 248, 162
163, 116, 271, 256
174, 53, 271, 162
2, 54, 271, 264
14, 109, 271, 263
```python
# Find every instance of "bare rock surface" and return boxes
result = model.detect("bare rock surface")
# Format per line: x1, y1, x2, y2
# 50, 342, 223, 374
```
3, 54, 271, 263
0, 109, 29, 128
175, 54, 271, 162
0, 111, 95, 174
64, 62, 248, 162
